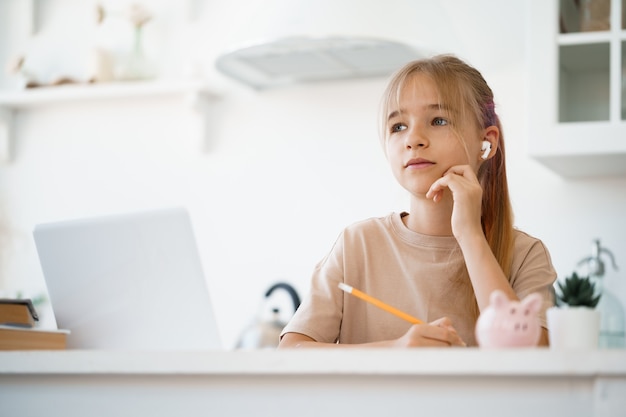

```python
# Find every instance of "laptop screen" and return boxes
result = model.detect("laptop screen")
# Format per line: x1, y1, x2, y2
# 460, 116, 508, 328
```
33, 207, 222, 350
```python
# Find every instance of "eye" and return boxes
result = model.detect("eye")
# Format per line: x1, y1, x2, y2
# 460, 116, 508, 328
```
390, 123, 407, 133
432, 117, 448, 126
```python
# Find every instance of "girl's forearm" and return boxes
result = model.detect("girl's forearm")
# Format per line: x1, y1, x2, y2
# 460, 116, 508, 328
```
458, 233, 517, 312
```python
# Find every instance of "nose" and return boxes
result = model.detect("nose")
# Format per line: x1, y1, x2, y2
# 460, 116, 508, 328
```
404, 127, 428, 150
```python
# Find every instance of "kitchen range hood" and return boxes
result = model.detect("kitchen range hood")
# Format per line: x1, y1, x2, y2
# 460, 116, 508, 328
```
215, 36, 420, 90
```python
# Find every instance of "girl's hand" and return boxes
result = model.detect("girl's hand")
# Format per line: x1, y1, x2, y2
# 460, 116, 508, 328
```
279, 317, 467, 349
394, 317, 466, 348
425, 165, 483, 242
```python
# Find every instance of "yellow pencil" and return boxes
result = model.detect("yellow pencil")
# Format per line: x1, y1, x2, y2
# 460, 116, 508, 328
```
338, 283, 423, 325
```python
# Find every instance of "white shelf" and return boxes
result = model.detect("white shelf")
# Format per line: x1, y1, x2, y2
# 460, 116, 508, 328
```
0, 80, 218, 163
0, 80, 215, 108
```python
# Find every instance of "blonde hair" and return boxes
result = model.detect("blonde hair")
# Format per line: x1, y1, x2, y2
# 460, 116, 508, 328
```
380, 54, 515, 284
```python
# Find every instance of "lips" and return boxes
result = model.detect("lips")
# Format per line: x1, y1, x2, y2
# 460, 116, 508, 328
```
405, 158, 435, 169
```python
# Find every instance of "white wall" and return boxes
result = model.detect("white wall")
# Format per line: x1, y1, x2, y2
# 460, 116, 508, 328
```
1, 0, 625, 348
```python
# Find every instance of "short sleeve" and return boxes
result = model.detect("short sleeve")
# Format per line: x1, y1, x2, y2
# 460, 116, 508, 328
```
510, 232, 558, 328
280, 232, 346, 343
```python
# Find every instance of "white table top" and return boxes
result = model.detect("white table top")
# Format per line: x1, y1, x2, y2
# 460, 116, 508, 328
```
1, 348, 624, 376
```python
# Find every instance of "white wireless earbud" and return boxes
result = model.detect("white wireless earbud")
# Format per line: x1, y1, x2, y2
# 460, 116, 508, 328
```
481, 140, 492, 160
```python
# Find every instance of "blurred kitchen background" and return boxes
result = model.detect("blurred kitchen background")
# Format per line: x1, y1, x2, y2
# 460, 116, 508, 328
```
0, 0, 625, 349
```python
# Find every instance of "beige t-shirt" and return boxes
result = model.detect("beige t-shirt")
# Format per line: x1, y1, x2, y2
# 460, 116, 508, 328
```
281, 212, 557, 346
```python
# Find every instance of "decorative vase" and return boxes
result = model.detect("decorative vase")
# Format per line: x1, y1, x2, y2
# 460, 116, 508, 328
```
589, 275, 626, 348
547, 306, 600, 349
115, 26, 155, 81
88, 47, 115, 83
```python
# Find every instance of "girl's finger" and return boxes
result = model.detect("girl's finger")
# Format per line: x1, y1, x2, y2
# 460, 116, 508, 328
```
443, 164, 473, 178
426, 177, 449, 200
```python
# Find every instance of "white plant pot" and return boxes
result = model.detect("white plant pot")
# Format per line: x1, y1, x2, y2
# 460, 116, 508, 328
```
546, 306, 600, 350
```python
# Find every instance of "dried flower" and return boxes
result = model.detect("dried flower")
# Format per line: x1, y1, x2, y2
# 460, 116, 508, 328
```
95, 4, 106, 24
127, 4, 152, 28
96, 3, 152, 28
6, 55, 25, 75
5, 54, 39, 88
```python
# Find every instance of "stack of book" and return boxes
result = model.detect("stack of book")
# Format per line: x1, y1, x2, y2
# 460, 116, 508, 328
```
0, 299, 68, 350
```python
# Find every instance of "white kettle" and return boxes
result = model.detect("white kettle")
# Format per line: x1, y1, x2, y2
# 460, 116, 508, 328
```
236, 282, 301, 349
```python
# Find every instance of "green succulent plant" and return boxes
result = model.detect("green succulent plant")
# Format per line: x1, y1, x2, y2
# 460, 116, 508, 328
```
555, 272, 601, 308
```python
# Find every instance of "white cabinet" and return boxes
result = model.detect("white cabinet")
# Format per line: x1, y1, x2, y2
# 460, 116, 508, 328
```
528, 0, 626, 178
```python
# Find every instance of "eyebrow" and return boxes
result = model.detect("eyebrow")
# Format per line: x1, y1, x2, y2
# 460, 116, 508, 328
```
387, 104, 448, 121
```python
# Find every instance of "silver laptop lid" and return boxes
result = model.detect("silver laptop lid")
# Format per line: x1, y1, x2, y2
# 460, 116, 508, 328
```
33, 207, 222, 350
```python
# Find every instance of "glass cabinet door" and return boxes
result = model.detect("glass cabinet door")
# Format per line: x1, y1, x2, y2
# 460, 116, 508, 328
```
558, 0, 613, 123
560, 0, 611, 33
559, 42, 610, 122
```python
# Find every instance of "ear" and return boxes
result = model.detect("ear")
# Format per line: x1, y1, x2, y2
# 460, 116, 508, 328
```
521, 292, 543, 314
479, 125, 500, 162
490, 289, 509, 309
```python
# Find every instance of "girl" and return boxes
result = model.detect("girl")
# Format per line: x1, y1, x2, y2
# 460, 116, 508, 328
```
279, 55, 556, 348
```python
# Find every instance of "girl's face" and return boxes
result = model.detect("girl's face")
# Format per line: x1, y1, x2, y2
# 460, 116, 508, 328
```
384, 73, 483, 197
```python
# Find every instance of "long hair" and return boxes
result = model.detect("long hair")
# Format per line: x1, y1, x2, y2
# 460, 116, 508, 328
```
380, 54, 515, 282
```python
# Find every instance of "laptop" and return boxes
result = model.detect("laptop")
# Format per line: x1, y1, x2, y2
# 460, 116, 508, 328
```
32, 207, 222, 350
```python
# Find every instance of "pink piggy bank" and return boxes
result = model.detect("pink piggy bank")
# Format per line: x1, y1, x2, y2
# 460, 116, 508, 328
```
475, 290, 542, 348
